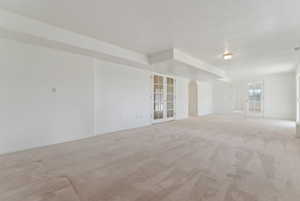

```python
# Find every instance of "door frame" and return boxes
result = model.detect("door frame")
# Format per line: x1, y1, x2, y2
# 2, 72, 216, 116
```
151, 73, 176, 123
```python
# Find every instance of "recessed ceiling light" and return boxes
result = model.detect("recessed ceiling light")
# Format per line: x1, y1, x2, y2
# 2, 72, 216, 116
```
223, 52, 233, 60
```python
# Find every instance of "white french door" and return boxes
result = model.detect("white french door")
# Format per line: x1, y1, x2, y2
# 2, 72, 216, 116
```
152, 74, 175, 123
246, 81, 264, 117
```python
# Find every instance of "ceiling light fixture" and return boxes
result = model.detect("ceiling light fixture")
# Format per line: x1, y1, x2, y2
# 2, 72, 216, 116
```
223, 52, 233, 60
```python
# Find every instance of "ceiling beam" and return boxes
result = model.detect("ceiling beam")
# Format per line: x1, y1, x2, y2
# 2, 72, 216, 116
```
149, 49, 228, 79
0, 8, 149, 68
0, 8, 228, 80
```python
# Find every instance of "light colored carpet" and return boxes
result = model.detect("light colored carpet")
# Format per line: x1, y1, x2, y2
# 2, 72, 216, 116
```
0, 115, 299, 201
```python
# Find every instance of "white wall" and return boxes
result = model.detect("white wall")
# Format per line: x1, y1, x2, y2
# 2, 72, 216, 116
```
259, 73, 295, 120
176, 77, 189, 119
0, 38, 191, 154
94, 60, 152, 134
213, 73, 296, 120
94, 61, 190, 133
0, 38, 95, 154
198, 81, 213, 116
212, 81, 234, 114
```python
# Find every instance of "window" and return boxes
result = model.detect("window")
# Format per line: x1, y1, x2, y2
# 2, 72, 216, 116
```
248, 82, 263, 113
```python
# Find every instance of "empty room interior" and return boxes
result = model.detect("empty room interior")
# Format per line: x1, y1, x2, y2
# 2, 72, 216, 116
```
1, 0, 300, 201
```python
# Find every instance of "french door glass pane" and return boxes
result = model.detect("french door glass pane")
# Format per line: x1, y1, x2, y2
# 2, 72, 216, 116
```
248, 82, 263, 113
154, 75, 164, 120
166, 77, 174, 118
